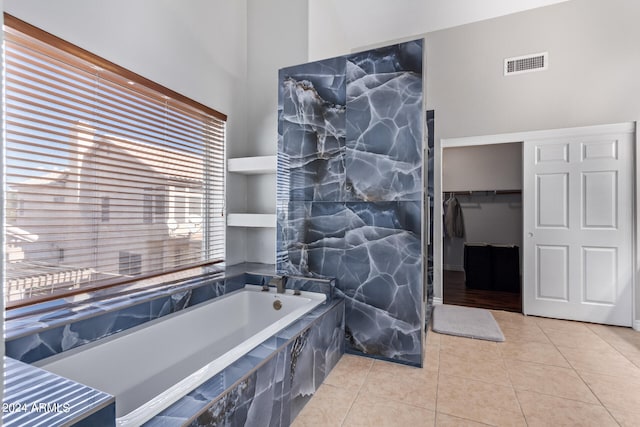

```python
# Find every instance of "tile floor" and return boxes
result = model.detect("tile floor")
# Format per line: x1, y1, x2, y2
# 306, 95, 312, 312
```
292, 310, 640, 426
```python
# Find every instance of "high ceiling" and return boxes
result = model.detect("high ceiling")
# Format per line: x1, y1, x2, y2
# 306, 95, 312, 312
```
308, 0, 572, 59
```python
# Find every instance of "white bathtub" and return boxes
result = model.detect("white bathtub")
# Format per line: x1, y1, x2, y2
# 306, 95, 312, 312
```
35, 285, 326, 426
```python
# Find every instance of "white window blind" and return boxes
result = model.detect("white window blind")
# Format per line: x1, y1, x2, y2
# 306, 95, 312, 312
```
4, 16, 226, 307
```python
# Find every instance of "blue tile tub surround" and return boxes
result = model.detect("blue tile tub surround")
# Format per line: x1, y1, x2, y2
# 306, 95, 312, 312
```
145, 298, 345, 426
277, 38, 424, 367
6, 267, 255, 364
4, 265, 341, 427
3, 357, 114, 427
6, 273, 239, 364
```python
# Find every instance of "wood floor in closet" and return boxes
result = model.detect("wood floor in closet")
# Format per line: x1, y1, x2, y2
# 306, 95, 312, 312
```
443, 270, 522, 313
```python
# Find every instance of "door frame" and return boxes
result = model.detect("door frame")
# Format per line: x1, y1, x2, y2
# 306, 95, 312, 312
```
433, 122, 637, 330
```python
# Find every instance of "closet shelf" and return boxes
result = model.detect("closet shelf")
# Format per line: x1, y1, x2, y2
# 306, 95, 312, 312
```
227, 213, 276, 228
228, 156, 276, 174
444, 189, 522, 196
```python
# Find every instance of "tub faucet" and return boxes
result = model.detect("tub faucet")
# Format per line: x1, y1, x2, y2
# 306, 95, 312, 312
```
269, 276, 288, 293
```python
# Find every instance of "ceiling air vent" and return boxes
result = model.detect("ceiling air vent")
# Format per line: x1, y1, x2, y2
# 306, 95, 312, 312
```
504, 52, 548, 76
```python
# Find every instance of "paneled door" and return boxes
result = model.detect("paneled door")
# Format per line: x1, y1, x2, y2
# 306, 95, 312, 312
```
523, 124, 634, 326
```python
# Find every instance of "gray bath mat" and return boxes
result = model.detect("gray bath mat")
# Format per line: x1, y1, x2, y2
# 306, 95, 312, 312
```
432, 305, 505, 342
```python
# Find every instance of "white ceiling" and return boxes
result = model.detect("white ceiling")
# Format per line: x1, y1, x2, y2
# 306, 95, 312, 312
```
308, 0, 572, 59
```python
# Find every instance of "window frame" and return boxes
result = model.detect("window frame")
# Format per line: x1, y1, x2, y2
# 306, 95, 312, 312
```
3, 14, 227, 309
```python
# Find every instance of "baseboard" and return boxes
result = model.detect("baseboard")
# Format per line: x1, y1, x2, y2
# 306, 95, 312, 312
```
443, 264, 464, 272
433, 297, 443, 305
634, 320, 640, 332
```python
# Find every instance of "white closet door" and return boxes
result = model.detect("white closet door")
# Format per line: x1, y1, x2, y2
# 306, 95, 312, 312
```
523, 124, 634, 326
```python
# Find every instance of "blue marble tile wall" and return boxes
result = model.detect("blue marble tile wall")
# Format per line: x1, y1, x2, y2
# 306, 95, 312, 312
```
277, 40, 425, 366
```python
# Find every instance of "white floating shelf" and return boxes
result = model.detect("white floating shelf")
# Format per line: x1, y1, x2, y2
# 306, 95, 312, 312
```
227, 213, 276, 228
228, 155, 277, 174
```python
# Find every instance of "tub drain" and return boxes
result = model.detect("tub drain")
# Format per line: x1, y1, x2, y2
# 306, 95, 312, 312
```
273, 300, 282, 310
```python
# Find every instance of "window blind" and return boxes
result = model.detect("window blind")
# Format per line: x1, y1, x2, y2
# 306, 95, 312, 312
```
4, 15, 226, 307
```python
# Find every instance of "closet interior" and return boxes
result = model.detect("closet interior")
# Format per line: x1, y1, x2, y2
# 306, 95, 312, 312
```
442, 143, 523, 312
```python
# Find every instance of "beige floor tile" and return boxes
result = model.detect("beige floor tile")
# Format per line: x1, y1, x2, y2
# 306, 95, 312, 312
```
343, 393, 435, 427
608, 408, 640, 427
626, 353, 640, 370
361, 360, 438, 410
516, 390, 617, 427
499, 323, 551, 345
427, 330, 442, 347
588, 329, 640, 368
499, 340, 570, 367
534, 316, 590, 334
424, 342, 440, 373
490, 310, 537, 328
543, 327, 613, 351
435, 412, 492, 426
439, 352, 510, 386
505, 360, 598, 403
324, 354, 373, 391
557, 345, 640, 378
292, 383, 358, 426
439, 334, 502, 361
436, 374, 526, 426
368, 358, 435, 380
579, 370, 640, 416
300, 319, 639, 427
587, 323, 640, 347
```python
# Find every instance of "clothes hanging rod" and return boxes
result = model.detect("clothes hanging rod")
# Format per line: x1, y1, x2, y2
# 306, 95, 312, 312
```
443, 189, 522, 196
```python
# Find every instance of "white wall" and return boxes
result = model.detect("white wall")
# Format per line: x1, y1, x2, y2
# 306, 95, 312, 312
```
308, 0, 570, 59
443, 144, 522, 192
233, 0, 309, 265
247, 0, 308, 156
430, 0, 640, 321
426, 0, 640, 141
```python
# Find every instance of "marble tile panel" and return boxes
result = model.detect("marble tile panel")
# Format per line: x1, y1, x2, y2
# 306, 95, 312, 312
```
345, 41, 423, 202
278, 58, 347, 202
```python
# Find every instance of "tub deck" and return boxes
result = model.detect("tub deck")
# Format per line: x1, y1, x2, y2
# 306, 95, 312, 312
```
35, 286, 325, 425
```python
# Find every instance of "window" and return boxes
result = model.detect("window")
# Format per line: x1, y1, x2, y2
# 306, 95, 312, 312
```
3, 15, 226, 307
101, 197, 110, 222
154, 189, 166, 221
143, 189, 153, 224
119, 251, 142, 276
